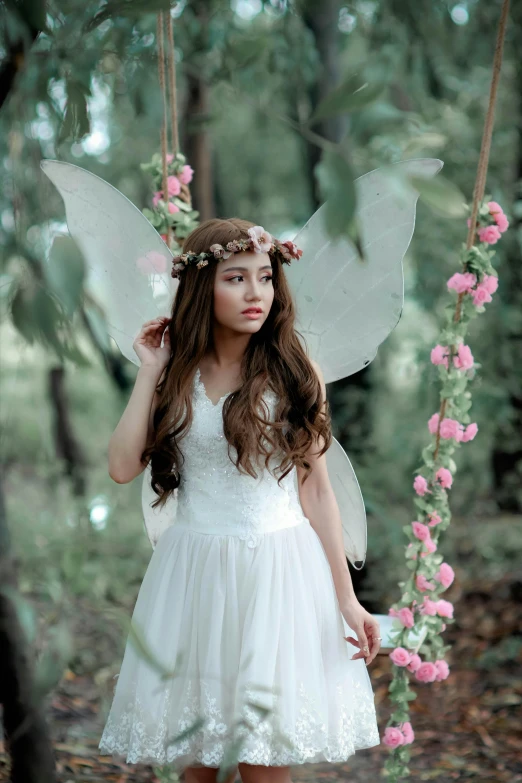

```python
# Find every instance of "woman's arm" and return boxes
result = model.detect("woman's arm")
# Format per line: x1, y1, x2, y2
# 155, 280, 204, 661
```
297, 360, 381, 664
108, 365, 163, 484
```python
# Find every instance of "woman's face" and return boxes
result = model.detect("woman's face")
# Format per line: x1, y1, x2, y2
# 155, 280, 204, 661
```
213, 250, 275, 335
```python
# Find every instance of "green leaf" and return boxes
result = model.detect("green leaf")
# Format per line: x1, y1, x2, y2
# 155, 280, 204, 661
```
45, 235, 85, 318
408, 174, 468, 218
314, 150, 357, 241
311, 73, 385, 123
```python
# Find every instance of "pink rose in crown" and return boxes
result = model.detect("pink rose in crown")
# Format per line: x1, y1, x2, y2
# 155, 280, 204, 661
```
248, 225, 273, 253
389, 647, 412, 667
431, 344, 449, 368
412, 521, 431, 542
415, 661, 438, 682
453, 343, 474, 371
434, 660, 450, 681
400, 721, 415, 744
178, 164, 194, 185
462, 422, 478, 442
427, 511, 442, 527
447, 271, 477, 294
435, 562, 455, 588
435, 599, 454, 618
383, 726, 405, 748
428, 412, 440, 434
478, 225, 501, 244
167, 175, 181, 197
435, 467, 453, 489
420, 597, 438, 616
416, 574, 436, 592
407, 653, 422, 673
398, 607, 415, 629
414, 476, 430, 496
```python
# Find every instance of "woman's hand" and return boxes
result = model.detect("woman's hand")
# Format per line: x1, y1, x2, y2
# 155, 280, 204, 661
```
133, 317, 172, 371
340, 595, 381, 665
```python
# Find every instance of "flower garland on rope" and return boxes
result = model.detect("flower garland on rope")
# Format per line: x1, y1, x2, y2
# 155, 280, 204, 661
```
140, 151, 200, 260
382, 200, 509, 780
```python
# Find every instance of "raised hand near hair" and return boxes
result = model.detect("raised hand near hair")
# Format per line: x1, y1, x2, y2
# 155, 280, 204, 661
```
133, 317, 172, 371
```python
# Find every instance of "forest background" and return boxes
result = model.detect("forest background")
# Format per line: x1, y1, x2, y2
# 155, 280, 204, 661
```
0, 1, 521, 781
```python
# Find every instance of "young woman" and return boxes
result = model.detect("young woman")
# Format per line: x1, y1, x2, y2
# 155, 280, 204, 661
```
98, 218, 381, 781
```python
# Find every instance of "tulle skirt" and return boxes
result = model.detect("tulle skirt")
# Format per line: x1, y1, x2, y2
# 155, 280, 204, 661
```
98, 519, 380, 767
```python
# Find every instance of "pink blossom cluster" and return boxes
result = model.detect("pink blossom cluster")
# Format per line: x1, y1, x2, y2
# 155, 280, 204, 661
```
430, 342, 474, 371
413, 467, 453, 495
152, 164, 194, 210
447, 271, 498, 306
389, 647, 450, 682
428, 413, 478, 443
383, 721, 415, 747
467, 200, 509, 244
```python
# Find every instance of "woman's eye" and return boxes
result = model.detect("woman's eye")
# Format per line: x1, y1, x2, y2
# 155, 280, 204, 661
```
228, 276, 243, 283
262, 275, 273, 283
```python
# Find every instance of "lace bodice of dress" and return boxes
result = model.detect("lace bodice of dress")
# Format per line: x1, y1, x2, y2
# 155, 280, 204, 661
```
175, 368, 308, 548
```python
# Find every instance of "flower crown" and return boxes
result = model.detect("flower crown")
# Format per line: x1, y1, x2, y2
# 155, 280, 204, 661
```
171, 225, 303, 279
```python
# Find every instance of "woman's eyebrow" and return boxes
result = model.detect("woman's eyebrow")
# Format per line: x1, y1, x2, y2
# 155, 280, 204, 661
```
221, 265, 272, 273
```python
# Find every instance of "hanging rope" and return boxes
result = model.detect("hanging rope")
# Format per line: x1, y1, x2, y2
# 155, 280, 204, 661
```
156, 10, 171, 246
433, 0, 510, 463
166, 12, 180, 158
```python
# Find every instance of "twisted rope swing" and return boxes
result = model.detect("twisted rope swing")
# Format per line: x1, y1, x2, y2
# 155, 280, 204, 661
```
433, 0, 510, 462
155, 10, 190, 248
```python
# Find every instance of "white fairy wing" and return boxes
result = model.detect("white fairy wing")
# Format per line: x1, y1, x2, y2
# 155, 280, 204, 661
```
286, 158, 443, 566
286, 157, 444, 384
41, 159, 177, 547
40, 159, 176, 366
325, 437, 367, 569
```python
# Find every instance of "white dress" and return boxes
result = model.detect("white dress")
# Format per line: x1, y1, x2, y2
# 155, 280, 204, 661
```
98, 369, 380, 767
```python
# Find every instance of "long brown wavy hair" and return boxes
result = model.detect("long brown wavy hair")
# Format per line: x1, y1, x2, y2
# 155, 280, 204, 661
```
141, 217, 332, 509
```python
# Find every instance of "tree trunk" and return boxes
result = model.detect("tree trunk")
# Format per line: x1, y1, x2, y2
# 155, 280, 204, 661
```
0, 480, 57, 782
48, 366, 87, 498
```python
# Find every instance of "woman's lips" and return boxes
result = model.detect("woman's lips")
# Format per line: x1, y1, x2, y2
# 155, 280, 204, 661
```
242, 308, 263, 319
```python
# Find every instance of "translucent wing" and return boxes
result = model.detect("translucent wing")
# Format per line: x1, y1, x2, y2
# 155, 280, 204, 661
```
286, 157, 444, 383
40, 159, 176, 366
41, 159, 177, 546
286, 158, 444, 566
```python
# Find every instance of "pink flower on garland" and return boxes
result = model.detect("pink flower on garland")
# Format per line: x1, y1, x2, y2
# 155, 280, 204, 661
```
422, 537, 437, 555
407, 653, 422, 672
462, 422, 478, 442
447, 271, 477, 294
178, 164, 194, 184
416, 574, 436, 592
482, 274, 499, 294
383, 726, 405, 748
435, 599, 454, 618
427, 511, 442, 527
453, 343, 474, 371
168, 202, 180, 214
440, 418, 464, 441
152, 190, 163, 207
166, 153, 174, 163
435, 562, 455, 588
415, 661, 438, 682
487, 201, 509, 232
398, 607, 415, 629
167, 175, 181, 197
472, 274, 498, 307
428, 412, 440, 434
435, 467, 453, 489
388, 607, 400, 617
477, 224, 501, 244
400, 721, 415, 744
414, 476, 430, 496
434, 660, 450, 681
389, 647, 412, 667
160, 233, 168, 243
420, 597, 438, 616
431, 344, 449, 368
412, 521, 431, 542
